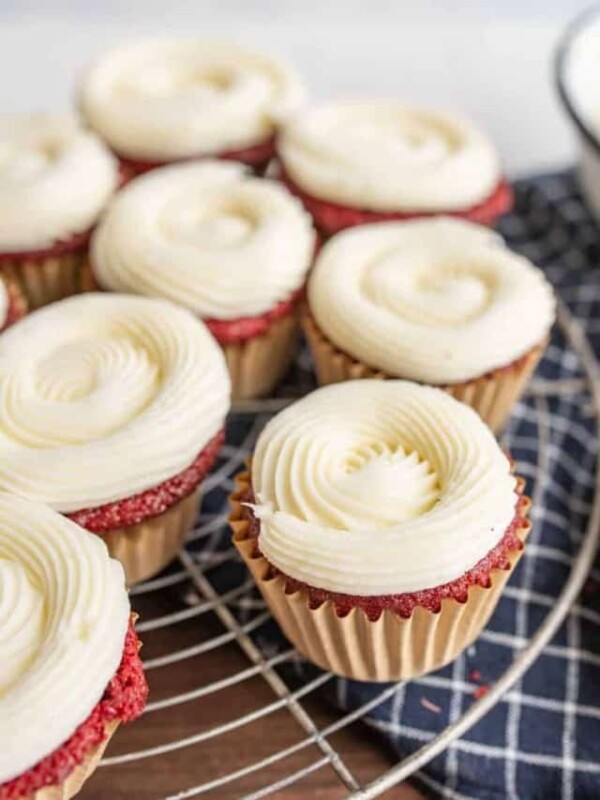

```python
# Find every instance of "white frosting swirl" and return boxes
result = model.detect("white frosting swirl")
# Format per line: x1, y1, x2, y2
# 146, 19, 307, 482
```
252, 380, 518, 595
0, 293, 230, 512
92, 161, 315, 319
0, 492, 129, 782
278, 101, 501, 211
0, 113, 118, 251
80, 39, 307, 161
308, 218, 555, 384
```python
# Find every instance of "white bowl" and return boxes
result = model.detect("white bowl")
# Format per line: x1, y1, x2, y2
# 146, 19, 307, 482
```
556, 6, 600, 221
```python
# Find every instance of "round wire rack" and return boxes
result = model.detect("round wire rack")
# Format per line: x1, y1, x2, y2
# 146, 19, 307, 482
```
79, 296, 600, 800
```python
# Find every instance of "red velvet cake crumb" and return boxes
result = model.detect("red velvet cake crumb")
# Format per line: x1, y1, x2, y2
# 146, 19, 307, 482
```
240, 486, 529, 622
68, 429, 224, 533
278, 165, 513, 235
0, 229, 91, 264
204, 287, 305, 345
118, 135, 276, 179
0, 620, 148, 800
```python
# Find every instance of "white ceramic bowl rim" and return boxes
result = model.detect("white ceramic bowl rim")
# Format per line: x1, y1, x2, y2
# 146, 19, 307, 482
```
555, 4, 600, 157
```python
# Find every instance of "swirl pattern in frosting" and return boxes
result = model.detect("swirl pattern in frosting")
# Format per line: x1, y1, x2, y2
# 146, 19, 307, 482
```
79, 39, 307, 161
0, 113, 118, 251
278, 100, 502, 211
0, 492, 129, 782
308, 218, 555, 384
92, 161, 316, 319
251, 380, 518, 595
0, 293, 230, 512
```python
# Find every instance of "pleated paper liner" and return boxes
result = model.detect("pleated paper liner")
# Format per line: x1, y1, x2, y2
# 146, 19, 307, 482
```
2, 273, 28, 327
221, 310, 300, 400
303, 310, 547, 434
231, 471, 531, 683
0, 250, 89, 310
21, 720, 118, 800
100, 488, 201, 585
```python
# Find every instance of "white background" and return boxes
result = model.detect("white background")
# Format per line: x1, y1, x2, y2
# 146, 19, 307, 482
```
0, 0, 593, 176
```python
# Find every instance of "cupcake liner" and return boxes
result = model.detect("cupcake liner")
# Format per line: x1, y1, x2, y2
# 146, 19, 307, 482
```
231, 472, 531, 682
2, 273, 28, 329
0, 250, 88, 310
100, 488, 201, 585
23, 721, 118, 800
222, 310, 299, 400
303, 310, 547, 434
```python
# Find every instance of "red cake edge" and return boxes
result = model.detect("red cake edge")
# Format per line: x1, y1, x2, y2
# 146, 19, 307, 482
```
204, 286, 305, 345
118, 135, 276, 178
277, 164, 513, 234
0, 618, 148, 800
68, 429, 224, 533
235, 474, 530, 622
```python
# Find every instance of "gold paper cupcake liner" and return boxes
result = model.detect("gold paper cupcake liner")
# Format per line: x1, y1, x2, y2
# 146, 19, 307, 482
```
100, 488, 201, 585
223, 311, 300, 400
303, 310, 547, 434
231, 471, 531, 682
23, 720, 118, 800
0, 250, 88, 310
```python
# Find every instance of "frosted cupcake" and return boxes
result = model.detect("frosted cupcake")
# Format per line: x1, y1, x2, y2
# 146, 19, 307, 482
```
277, 100, 512, 235
79, 39, 306, 177
232, 380, 531, 682
0, 113, 119, 309
304, 218, 555, 432
0, 492, 147, 800
0, 273, 27, 330
91, 161, 316, 399
0, 293, 230, 584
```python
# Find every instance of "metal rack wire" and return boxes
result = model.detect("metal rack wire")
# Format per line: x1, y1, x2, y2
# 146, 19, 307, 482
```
81, 297, 600, 800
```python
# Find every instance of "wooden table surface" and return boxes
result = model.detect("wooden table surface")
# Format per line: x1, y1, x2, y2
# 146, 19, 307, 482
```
81, 583, 426, 800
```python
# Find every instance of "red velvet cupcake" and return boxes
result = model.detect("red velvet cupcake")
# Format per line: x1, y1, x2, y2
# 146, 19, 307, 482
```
79, 39, 307, 178
0, 494, 147, 800
231, 381, 531, 682
0, 293, 230, 584
276, 100, 512, 236
0, 113, 119, 309
90, 161, 316, 400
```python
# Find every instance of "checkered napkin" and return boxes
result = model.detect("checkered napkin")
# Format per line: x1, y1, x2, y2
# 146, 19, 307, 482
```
196, 172, 600, 800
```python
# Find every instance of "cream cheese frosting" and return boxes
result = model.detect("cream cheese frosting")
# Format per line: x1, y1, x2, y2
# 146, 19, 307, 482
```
79, 39, 307, 161
251, 380, 518, 595
0, 113, 119, 252
278, 100, 502, 211
308, 218, 555, 384
0, 492, 129, 782
92, 161, 316, 319
0, 293, 230, 512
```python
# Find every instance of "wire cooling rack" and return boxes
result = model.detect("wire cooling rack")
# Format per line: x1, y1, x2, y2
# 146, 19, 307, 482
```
83, 180, 600, 800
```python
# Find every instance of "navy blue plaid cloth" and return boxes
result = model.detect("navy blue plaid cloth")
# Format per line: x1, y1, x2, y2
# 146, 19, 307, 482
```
193, 171, 600, 800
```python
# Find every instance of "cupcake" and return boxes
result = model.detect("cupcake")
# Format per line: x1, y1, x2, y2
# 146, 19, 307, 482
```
0, 273, 27, 330
277, 100, 512, 235
79, 39, 306, 177
303, 218, 555, 433
232, 380, 531, 682
0, 293, 230, 584
90, 161, 316, 399
0, 492, 147, 800
0, 113, 119, 309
